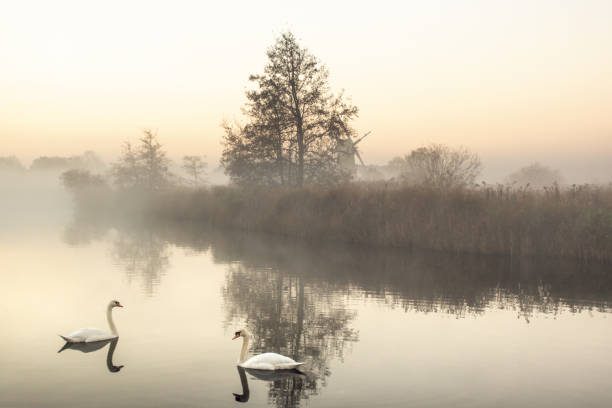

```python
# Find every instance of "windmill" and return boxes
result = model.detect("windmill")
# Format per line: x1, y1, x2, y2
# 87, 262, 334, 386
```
336, 131, 371, 172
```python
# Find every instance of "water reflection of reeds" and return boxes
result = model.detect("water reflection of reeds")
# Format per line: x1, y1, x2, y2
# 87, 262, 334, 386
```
65, 217, 612, 315
64, 218, 612, 407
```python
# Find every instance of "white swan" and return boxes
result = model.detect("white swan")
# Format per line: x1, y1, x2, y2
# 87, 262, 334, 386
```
59, 300, 123, 343
232, 328, 303, 370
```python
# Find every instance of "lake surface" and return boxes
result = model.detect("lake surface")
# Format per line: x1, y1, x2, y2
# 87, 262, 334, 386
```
2, 194, 612, 407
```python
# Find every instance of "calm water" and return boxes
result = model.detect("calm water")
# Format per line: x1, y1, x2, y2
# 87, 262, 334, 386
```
2, 210, 612, 407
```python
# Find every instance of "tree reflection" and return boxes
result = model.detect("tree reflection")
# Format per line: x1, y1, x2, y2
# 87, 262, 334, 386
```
110, 226, 170, 296
62, 215, 612, 405
63, 215, 109, 246
209, 230, 612, 321
223, 264, 357, 407
259, 369, 311, 408
63, 216, 171, 296
63, 215, 612, 318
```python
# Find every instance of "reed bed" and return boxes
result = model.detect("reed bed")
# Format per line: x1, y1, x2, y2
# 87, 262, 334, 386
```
126, 182, 612, 262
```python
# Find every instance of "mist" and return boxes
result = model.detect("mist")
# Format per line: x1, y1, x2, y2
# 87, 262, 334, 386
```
3, 3, 612, 408
0, 169, 71, 235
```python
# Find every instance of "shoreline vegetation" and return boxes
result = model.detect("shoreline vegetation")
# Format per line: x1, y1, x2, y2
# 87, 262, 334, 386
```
66, 180, 612, 263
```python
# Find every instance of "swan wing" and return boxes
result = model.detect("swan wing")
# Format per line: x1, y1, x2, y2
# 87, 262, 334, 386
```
240, 353, 303, 370
62, 328, 116, 343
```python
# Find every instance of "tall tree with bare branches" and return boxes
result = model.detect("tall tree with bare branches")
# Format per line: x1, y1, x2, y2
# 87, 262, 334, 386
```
222, 32, 357, 187
182, 155, 207, 186
111, 130, 172, 191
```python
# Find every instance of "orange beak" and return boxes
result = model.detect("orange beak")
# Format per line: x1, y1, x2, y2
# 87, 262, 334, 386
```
117, 302, 124, 307
232, 334, 240, 340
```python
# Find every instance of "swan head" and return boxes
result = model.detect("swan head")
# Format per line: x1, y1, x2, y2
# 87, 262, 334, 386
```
109, 300, 124, 308
232, 328, 251, 340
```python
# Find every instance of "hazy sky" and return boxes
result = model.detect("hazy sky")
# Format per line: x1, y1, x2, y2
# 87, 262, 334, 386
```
2, 0, 611, 181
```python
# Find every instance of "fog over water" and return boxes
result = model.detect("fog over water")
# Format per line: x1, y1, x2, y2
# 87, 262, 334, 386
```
2, 2, 611, 404
0, 172, 71, 232
2, 175, 612, 407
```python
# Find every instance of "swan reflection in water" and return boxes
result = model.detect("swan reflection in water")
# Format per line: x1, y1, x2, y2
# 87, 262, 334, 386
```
233, 367, 250, 402
233, 366, 306, 404
58, 338, 124, 373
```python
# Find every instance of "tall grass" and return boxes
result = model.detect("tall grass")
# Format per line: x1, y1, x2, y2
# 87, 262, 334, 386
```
122, 182, 612, 262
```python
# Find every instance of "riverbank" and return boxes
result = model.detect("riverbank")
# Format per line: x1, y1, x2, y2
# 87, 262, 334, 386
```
104, 183, 612, 262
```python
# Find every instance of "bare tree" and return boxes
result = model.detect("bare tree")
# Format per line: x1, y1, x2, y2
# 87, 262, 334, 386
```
138, 130, 171, 191
182, 155, 207, 186
400, 144, 482, 189
111, 142, 140, 189
222, 32, 358, 187
111, 130, 173, 191
506, 163, 564, 189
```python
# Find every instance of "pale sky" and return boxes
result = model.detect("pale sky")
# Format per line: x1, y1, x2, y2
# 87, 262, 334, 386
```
1, 0, 611, 182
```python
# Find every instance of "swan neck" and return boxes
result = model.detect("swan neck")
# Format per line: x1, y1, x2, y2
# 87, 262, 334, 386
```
107, 305, 118, 335
239, 335, 249, 364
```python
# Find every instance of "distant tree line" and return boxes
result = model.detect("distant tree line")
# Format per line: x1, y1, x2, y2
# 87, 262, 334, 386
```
110, 130, 207, 191
0, 156, 26, 172
60, 130, 208, 196
6, 31, 578, 195
31, 151, 106, 172
0, 151, 105, 173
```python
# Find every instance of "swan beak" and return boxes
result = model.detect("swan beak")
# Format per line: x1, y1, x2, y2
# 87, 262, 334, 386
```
232, 334, 240, 340
117, 302, 124, 307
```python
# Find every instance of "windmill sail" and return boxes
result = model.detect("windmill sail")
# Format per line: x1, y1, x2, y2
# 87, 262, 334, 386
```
354, 149, 365, 166
352, 131, 371, 146
335, 131, 371, 171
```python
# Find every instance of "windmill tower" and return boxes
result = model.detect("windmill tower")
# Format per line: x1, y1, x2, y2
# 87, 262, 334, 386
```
336, 131, 371, 173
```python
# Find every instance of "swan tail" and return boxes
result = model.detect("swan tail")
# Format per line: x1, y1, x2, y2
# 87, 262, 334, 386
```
57, 341, 72, 353
289, 362, 307, 374
59, 335, 73, 343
